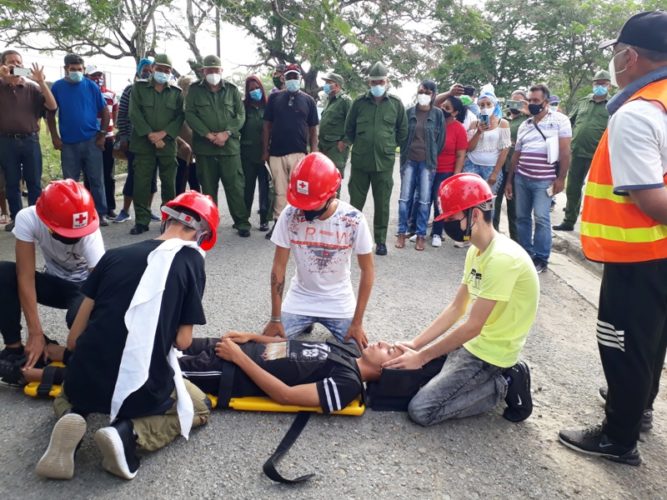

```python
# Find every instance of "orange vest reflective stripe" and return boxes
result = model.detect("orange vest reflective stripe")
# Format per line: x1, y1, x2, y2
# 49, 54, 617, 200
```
581, 79, 667, 263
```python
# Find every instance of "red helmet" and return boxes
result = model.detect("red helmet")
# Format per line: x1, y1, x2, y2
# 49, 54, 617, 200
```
434, 173, 494, 221
162, 191, 220, 251
36, 180, 99, 238
287, 152, 341, 210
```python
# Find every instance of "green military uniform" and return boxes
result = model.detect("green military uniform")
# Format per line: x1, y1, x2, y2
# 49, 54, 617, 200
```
240, 102, 273, 226
562, 72, 610, 228
494, 113, 528, 240
345, 63, 408, 247
318, 73, 352, 189
185, 55, 249, 231
129, 54, 184, 228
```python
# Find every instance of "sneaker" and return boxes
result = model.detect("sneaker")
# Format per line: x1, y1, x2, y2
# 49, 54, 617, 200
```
431, 235, 442, 248
0, 355, 26, 386
0, 345, 24, 361
113, 210, 131, 223
534, 260, 548, 274
99, 216, 109, 227
558, 424, 642, 466
35, 413, 87, 479
597, 387, 653, 432
150, 212, 160, 222
265, 222, 275, 240
415, 236, 426, 251
5, 220, 15, 232
408, 234, 417, 243
94, 419, 140, 480
107, 210, 118, 219
259, 222, 269, 232
130, 224, 149, 235
238, 229, 250, 237
552, 223, 574, 231
502, 361, 533, 422
453, 240, 471, 248
375, 243, 387, 256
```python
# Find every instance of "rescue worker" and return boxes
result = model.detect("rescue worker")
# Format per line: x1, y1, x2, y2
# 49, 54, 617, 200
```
128, 54, 184, 235
185, 54, 250, 237
553, 70, 612, 231
318, 72, 352, 194
559, 10, 667, 467
345, 62, 408, 256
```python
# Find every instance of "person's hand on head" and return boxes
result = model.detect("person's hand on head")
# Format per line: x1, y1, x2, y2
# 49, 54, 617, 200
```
449, 83, 464, 96
381, 343, 425, 370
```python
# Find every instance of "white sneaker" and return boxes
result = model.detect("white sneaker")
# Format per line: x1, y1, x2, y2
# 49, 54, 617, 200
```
453, 240, 471, 248
409, 234, 417, 243
431, 235, 442, 247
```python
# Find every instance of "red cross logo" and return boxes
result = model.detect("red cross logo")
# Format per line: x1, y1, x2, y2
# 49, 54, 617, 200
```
297, 179, 309, 195
72, 212, 89, 228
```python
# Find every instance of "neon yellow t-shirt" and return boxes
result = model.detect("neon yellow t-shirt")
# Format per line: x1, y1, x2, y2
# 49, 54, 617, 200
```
462, 234, 539, 368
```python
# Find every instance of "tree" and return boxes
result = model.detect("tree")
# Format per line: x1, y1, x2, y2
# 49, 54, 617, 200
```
160, 0, 214, 64
0, 0, 171, 62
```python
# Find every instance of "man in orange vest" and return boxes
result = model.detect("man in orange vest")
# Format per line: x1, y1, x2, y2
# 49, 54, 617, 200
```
559, 11, 667, 466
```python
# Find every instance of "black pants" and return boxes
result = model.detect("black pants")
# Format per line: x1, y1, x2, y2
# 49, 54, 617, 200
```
178, 338, 225, 395
0, 261, 85, 345
176, 158, 201, 195
599, 259, 667, 447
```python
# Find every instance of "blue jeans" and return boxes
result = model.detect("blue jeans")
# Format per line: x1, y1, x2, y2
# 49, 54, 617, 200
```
408, 348, 507, 426
398, 160, 434, 236
462, 157, 494, 180
431, 171, 453, 237
61, 136, 107, 216
515, 173, 553, 263
282, 312, 353, 344
0, 134, 42, 220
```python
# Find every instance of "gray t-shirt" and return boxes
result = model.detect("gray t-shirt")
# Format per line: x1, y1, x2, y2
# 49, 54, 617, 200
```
408, 108, 429, 162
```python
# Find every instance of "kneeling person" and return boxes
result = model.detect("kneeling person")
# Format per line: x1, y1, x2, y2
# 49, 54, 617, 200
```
384, 173, 539, 425
36, 191, 220, 481
264, 153, 374, 349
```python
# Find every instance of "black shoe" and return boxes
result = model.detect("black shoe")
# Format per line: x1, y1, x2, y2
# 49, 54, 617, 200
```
94, 419, 140, 480
597, 387, 653, 432
35, 413, 87, 479
107, 210, 118, 219
130, 224, 149, 235
99, 216, 109, 227
502, 361, 533, 422
0, 354, 26, 386
0, 345, 24, 361
534, 260, 548, 274
265, 222, 275, 240
238, 228, 250, 237
375, 243, 387, 256
259, 222, 269, 232
552, 223, 574, 231
4, 221, 14, 232
558, 424, 642, 466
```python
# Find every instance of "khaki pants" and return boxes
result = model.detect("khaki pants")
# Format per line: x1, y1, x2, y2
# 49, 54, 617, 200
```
54, 379, 210, 452
269, 152, 305, 219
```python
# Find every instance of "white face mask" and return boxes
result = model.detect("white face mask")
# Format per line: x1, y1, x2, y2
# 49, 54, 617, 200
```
479, 107, 494, 116
206, 73, 222, 86
416, 94, 431, 106
608, 48, 629, 88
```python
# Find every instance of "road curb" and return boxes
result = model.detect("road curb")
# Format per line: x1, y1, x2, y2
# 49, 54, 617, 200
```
551, 230, 603, 277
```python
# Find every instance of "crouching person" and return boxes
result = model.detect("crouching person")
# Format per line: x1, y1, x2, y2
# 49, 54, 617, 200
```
35, 191, 220, 480
384, 173, 539, 426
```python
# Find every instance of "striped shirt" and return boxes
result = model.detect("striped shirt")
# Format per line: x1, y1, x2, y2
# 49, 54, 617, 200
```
116, 84, 133, 140
515, 110, 572, 180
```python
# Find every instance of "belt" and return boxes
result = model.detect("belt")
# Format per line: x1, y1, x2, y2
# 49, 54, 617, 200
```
0, 132, 37, 139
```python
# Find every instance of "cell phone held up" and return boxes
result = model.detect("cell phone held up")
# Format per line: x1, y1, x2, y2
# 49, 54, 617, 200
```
479, 114, 490, 127
506, 100, 523, 111
11, 67, 31, 78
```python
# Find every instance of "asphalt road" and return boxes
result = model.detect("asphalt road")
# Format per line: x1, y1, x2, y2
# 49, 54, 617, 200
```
0, 163, 664, 499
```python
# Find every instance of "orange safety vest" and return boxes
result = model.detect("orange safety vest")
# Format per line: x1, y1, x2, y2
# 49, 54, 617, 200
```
581, 79, 667, 263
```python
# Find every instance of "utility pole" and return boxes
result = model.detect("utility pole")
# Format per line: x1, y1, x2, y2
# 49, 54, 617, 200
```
216, 6, 221, 58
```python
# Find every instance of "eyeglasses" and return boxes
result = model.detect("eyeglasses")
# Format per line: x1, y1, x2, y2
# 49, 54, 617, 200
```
288, 94, 295, 107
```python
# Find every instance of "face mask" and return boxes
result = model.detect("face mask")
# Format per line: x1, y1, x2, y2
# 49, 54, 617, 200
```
285, 79, 300, 93
68, 71, 84, 83
509, 109, 521, 115
370, 85, 386, 98
443, 110, 452, 119
322, 83, 331, 94
608, 48, 629, 88
479, 107, 493, 116
249, 88, 263, 101
550, 105, 558, 112
592, 85, 608, 97
272, 76, 283, 88
91, 76, 104, 88
51, 232, 82, 245
303, 200, 332, 222
417, 94, 431, 106
205, 73, 222, 86
153, 71, 169, 85
442, 219, 468, 243
528, 102, 544, 116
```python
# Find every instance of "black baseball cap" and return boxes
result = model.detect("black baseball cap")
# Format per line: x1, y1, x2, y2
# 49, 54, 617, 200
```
599, 11, 667, 52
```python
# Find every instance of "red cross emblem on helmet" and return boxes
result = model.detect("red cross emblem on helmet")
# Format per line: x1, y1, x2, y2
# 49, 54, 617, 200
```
287, 153, 341, 210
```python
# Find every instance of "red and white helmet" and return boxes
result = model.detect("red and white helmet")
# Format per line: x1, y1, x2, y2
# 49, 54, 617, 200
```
36, 180, 99, 238
161, 191, 220, 251
434, 173, 494, 221
287, 152, 341, 210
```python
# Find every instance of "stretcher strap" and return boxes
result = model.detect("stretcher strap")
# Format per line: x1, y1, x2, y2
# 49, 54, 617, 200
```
262, 412, 314, 484
36, 365, 62, 398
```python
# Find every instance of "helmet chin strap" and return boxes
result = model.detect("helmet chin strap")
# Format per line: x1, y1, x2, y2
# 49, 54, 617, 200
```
463, 209, 474, 241
161, 206, 211, 246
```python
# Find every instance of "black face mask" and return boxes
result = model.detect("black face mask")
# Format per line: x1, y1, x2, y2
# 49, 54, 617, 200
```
303, 199, 332, 222
51, 232, 82, 245
443, 219, 467, 242
528, 102, 544, 116
272, 76, 283, 87
443, 110, 452, 119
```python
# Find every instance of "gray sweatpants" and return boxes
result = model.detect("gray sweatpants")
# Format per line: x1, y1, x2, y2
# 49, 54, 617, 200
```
408, 347, 508, 426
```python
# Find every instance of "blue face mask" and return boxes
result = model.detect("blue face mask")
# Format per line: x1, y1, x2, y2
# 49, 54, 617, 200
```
370, 84, 385, 97
249, 88, 263, 101
593, 85, 608, 97
285, 79, 301, 93
322, 83, 331, 94
68, 71, 84, 83
153, 71, 169, 85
